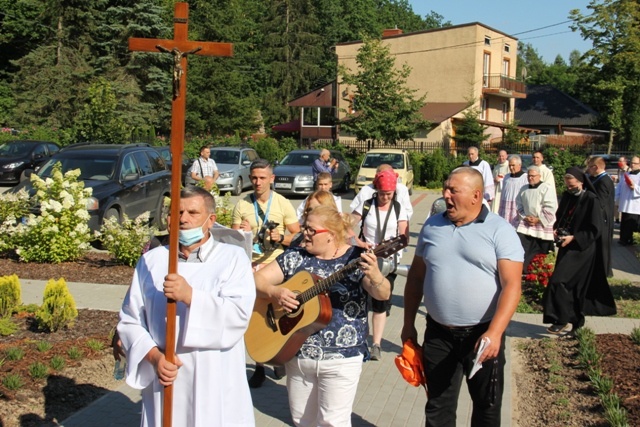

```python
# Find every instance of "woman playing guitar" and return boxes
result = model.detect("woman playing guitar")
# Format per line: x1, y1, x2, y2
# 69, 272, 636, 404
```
253, 204, 391, 426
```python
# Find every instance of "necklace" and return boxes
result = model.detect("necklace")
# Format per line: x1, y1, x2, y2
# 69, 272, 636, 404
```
332, 245, 340, 259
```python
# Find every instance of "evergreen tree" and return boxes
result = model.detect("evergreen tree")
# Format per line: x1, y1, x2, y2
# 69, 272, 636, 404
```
338, 36, 428, 145
454, 104, 488, 147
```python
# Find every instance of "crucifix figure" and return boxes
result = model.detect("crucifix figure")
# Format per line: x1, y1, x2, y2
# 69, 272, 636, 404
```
156, 45, 202, 98
127, 3, 232, 426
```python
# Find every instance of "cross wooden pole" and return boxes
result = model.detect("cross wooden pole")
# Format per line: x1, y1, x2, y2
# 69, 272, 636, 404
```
128, 3, 232, 426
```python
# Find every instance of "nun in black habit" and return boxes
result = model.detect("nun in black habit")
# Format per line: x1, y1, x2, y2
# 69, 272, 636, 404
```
543, 167, 617, 334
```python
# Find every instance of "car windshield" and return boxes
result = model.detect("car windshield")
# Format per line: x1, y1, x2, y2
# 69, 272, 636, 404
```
362, 153, 404, 169
211, 150, 240, 164
39, 157, 117, 180
0, 142, 34, 157
280, 153, 315, 166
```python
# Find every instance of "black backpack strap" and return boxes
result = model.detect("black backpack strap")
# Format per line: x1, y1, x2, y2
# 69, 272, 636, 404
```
358, 195, 375, 239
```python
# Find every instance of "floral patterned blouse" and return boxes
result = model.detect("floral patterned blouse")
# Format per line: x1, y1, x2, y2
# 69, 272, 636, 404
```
275, 246, 369, 360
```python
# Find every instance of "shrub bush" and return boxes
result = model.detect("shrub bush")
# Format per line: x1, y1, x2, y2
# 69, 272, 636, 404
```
252, 137, 297, 163
0, 318, 17, 336
96, 212, 156, 267
13, 163, 93, 263
542, 147, 586, 195
0, 275, 21, 318
35, 278, 78, 332
0, 189, 30, 253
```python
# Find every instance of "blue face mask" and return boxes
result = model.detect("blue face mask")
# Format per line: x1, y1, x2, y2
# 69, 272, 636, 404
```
178, 218, 209, 246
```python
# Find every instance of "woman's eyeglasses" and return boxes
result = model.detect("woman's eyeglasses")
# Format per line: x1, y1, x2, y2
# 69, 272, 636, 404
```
301, 225, 329, 236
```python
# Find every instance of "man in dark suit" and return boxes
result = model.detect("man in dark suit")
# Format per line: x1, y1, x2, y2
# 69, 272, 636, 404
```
587, 156, 615, 277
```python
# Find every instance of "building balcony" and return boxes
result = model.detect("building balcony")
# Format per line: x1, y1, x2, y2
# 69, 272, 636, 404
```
482, 74, 527, 99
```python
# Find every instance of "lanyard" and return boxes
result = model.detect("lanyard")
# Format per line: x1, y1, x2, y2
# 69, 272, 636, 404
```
252, 192, 273, 230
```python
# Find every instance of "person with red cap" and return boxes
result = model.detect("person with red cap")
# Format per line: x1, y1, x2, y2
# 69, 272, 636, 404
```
352, 168, 409, 361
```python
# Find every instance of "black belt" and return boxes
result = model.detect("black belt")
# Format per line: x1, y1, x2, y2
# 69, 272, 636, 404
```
427, 315, 489, 333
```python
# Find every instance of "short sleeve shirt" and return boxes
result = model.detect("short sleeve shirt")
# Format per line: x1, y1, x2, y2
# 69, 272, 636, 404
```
232, 191, 298, 264
276, 246, 368, 360
190, 157, 218, 177
416, 206, 524, 326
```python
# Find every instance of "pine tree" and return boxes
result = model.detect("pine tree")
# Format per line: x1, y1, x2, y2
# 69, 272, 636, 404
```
454, 104, 488, 147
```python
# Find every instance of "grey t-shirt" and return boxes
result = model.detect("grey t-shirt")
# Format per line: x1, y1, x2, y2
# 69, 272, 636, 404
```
415, 206, 523, 326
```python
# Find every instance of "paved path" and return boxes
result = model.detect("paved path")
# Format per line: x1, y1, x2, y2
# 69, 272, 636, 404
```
13, 188, 640, 426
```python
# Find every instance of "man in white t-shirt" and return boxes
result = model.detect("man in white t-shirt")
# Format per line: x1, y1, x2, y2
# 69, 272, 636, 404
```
352, 169, 409, 361
190, 146, 219, 191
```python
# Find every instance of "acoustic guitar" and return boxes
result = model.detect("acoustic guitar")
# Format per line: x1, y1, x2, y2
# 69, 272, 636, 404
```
245, 235, 408, 365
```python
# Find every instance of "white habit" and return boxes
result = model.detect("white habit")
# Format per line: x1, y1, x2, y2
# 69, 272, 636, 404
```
118, 243, 256, 427
464, 159, 495, 202
491, 161, 509, 213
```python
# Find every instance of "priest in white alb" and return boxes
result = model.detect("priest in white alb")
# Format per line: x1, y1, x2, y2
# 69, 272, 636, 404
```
516, 165, 558, 269
118, 186, 256, 427
498, 155, 529, 228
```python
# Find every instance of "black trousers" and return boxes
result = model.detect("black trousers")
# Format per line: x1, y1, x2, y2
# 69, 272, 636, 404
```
423, 316, 505, 427
620, 212, 640, 244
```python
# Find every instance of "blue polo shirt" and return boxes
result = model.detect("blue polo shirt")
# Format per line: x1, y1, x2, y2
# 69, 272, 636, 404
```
416, 206, 523, 326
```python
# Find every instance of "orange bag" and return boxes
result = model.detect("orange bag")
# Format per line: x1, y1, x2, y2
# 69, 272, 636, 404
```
394, 339, 426, 389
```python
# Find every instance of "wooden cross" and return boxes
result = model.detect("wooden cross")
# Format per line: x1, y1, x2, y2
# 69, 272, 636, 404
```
128, 3, 232, 426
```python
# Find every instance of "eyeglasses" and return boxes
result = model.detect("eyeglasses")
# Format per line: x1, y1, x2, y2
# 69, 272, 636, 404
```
301, 225, 329, 236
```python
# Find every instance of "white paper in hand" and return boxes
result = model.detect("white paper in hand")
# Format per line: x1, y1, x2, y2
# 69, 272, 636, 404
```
469, 337, 490, 379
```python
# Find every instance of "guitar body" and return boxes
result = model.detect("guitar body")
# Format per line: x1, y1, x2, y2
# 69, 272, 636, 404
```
245, 271, 333, 365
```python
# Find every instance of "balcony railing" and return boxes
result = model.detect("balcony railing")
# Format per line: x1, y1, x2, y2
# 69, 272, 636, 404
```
482, 74, 526, 97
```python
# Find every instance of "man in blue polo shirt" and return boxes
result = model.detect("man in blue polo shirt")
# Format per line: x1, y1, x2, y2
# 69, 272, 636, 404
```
402, 167, 523, 427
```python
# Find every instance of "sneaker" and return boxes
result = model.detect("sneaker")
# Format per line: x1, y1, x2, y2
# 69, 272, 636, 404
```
547, 323, 569, 334
370, 344, 382, 361
249, 365, 266, 388
273, 365, 286, 380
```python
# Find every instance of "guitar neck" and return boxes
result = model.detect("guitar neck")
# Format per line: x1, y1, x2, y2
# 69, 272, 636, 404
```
297, 263, 359, 304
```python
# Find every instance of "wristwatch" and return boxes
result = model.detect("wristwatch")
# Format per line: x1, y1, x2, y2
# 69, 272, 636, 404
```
279, 235, 285, 244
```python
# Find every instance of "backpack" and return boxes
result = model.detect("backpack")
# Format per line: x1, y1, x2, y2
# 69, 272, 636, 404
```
358, 193, 402, 240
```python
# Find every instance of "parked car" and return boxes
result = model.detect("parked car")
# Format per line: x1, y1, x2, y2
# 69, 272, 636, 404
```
12, 143, 171, 232
209, 146, 258, 195
355, 148, 414, 194
273, 149, 351, 196
0, 140, 60, 184
155, 146, 192, 185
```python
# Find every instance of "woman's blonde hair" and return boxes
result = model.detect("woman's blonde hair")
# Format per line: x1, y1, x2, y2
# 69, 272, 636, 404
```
305, 205, 352, 244
302, 190, 337, 218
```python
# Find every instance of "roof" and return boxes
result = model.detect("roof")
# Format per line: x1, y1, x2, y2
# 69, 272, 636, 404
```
420, 102, 468, 123
515, 85, 599, 127
335, 22, 518, 47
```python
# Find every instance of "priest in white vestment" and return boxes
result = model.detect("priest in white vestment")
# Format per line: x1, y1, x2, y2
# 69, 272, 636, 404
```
516, 165, 558, 268
498, 155, 529, 228
491, 150, 510, 213
118, 186, 256, 427
463, 146, 495, 203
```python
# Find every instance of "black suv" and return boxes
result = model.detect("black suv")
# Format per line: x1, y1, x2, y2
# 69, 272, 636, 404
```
13, 143, 171, 232
0, 140, 60, 184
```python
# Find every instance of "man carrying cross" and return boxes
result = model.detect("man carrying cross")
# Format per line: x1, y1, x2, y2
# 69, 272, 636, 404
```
119, 3, 243, 426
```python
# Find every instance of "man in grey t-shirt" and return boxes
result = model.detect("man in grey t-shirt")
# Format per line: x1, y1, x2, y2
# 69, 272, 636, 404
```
402, 167, 523, 427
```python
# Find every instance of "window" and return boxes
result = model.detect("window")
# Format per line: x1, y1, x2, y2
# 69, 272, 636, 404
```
133, 151, 153, 176
484, 36, 491, 46
504, 44, 510, 53
146, 150, 166, 173
480, 98, 487, 120
502, 102, 509, 122
503, 59, 510, 76
120, 154, 138, 179
483, 52, 490, 87
302, 107, 335, 127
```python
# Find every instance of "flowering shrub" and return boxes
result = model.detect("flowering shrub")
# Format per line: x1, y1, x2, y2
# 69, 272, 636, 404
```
13, 163, 93, 263
215, 192, 233, 227
524, 251, 557, 301
96, 212, 157, 267
0, 189, 30, 253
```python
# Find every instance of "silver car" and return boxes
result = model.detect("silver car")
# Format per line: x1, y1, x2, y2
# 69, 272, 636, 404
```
273, 149, 351, 196
208, 147, 258, 195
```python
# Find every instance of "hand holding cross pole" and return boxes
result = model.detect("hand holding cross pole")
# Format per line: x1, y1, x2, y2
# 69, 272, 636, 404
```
128, 3, 232, 426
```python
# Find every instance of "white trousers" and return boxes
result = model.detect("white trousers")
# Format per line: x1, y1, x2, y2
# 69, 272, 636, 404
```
286, 355, 363, 427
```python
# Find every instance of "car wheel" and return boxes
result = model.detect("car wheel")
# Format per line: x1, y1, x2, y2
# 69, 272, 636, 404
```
232, 177, 243, 196
154, 196, 169, 231
19, 170, 32, 182
104, 208, 120, 224
340, 174, 351, 193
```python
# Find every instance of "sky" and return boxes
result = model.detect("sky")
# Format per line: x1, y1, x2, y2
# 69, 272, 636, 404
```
408, 0, 593, 64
